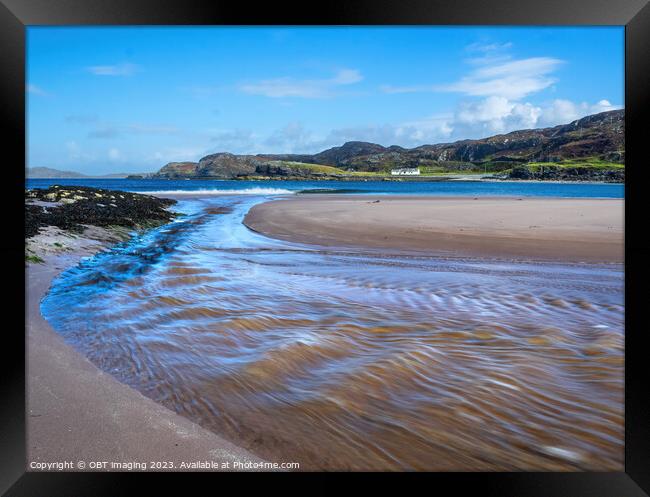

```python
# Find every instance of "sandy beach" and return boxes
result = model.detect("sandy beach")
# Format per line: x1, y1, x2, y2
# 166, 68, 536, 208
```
244, 196, 624, 262
24, 189, 624, 471
26, 226, 266, 472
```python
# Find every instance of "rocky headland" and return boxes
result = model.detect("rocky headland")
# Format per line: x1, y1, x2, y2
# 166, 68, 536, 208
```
145, 110, 624, 183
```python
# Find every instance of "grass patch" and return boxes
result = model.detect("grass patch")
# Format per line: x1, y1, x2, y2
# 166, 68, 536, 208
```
269, 161, 347, 175
499, 157, 625, 177
525, 160, 624, 171
269, 161, 390, 177
347, 171, 389, 177
25, 254, 44, 264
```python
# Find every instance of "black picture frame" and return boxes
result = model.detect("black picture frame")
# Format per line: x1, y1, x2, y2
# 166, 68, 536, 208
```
2, 0, 649, 494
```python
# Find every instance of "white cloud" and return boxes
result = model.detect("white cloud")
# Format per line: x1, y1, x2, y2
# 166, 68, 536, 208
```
257, 117, 456, 153
538, 99, 619, 126
330, 69, 363, 85
27, 84, 48, 96
454, 96, 542, 135
66, 140, 80, 158
463, 41, 515, 67
108, 148, 121, 161
318, 119, 454, 150
88, 127, 121, 139
375, 43, 619, 143
465, 41, 513, 53
210, 129, 257, 153
86, 63, 139, 76
381, 52, 564, 101
65, 140, 95, 161
85, 121, 179, 140
265, 123, 313, 151
379, 84, 429, 95
440, 57, 564, 100
239, 68, 363, 98
127, 124, 179, 134
148, 147, 208, 164
447, 97, 621, 140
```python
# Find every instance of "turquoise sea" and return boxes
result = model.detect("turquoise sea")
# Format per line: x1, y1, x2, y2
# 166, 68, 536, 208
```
26, 178, 624, 198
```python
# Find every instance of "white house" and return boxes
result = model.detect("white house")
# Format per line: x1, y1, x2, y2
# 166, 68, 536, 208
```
391, 167, 420, 176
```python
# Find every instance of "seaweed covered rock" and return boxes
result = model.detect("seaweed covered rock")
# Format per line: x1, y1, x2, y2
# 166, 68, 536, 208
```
509, 166, 535, 180
505, 165, 624, 182
25, 186, 176, 238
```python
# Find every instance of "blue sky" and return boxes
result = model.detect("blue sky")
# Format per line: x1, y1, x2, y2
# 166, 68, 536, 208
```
27, 26, 624, 175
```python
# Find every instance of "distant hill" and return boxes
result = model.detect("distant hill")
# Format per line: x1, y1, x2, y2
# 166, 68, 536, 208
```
27, 167, 138, 179
262, 109, 625, 172
150, 109, 624, 182
27, 167, 88, 179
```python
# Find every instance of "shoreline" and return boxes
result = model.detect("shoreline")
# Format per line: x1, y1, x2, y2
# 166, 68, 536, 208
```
243, 195, 624, 263
26, 225, 267, 471
29, 176, 625, 185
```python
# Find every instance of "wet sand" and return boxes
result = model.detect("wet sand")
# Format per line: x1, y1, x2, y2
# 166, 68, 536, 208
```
34, 197, 625, 471
26, 226, 266, 471
244, 196, 623, 262
40, 197, 623, 470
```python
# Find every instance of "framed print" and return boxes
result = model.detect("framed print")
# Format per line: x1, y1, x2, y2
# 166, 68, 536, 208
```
2, 0, 649, 494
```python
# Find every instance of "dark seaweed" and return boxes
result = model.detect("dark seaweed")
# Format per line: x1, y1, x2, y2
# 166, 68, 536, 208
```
25, 186, 176, 238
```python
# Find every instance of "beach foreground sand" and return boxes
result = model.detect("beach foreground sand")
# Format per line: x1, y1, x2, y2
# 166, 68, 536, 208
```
244, 196, 624, 262
26, 227, 266, 472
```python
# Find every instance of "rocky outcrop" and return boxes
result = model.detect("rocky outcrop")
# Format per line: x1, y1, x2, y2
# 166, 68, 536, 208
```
507, 165, 624, 183
311, 141, 389, 166
25, 186, 177, 238
150, 109, 625, 180
155, 161, 199, 178
255, 162, 316, 177
195, 153, 261, 178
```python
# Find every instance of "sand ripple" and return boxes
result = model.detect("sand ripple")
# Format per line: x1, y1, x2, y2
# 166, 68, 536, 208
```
41, 196, 624, 470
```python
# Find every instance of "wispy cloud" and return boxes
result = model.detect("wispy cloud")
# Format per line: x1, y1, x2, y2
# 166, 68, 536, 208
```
80, 120, 180, 140
443, 57, 565, 99
379, 84, 430, 95
148, 146, 208, 164
465, 41, 513, 53
86, 63, 139, 76
65, 140, 95, 161
539, 99, 620, 126
381, 57, 564, 100
65, 114, 99, 124
27, 84, 49, 96
210, 129, 257, 152
239, 68, 363, 98
88, 127, 121, 139
264, 122, 313, 152
108, 148, 122, 161
127, 124, 179, 134
463, 41, 515, 66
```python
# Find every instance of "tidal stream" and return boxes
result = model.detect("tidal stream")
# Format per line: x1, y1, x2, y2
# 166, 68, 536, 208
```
41, 195, 624, 470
